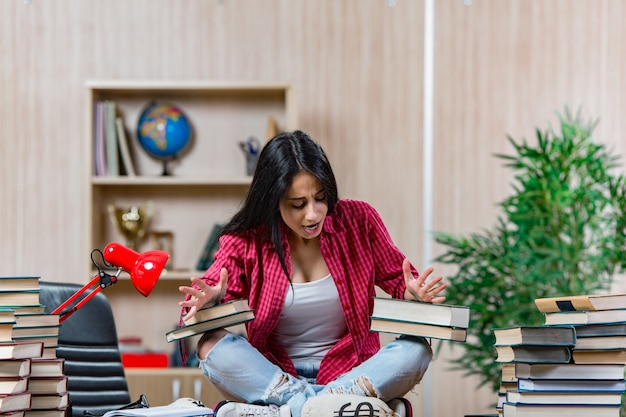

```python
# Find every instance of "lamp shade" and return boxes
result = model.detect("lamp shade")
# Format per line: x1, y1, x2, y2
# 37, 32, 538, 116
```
103, 242, 169, 297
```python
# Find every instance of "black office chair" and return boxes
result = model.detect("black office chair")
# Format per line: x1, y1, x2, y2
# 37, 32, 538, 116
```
39, 281, 132, 417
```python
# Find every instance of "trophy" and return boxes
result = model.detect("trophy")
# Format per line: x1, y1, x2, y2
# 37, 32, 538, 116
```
108, 201, 154, 251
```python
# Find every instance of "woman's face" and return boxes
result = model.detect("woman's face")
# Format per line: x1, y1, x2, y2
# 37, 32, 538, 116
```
279, 171, 329, 240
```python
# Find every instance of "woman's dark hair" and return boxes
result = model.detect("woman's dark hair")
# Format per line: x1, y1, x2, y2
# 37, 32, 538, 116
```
221, 130, 338, 277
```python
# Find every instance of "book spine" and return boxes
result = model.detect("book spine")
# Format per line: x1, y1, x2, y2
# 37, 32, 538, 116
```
104, 101, 119, 176
115, 116, 136, 176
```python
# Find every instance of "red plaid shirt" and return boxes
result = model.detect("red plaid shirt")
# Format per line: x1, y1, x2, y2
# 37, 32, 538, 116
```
194, 199, 418, 384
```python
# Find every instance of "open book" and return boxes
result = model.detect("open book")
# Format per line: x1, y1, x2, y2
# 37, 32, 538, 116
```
102, 405, 213, 417
166, 300, 254, 342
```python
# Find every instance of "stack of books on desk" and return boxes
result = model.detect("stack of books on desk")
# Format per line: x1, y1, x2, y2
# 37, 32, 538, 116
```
0, 276, 68, 416
495, 293, 626, 417
369, 297, 470, 341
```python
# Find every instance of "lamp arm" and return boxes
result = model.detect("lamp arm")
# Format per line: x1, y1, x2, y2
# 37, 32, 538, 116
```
52, 270, 119, 323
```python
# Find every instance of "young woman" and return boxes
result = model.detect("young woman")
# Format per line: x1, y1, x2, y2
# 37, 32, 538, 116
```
179, 130, 447, 417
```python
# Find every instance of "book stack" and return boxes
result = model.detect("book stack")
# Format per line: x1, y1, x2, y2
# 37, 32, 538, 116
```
369, 297, 470, 342
0, 276, 69, 415
27, 358, 68, 416
495, 293, 626, 417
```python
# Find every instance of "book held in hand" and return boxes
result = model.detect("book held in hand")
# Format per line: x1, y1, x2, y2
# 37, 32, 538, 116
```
493, 326, 575, 346
371, 297, 470, 328
166, 300, 254, 342
535, 293, 626, 313
369, 317, 468, 341
182, 300, 252, 326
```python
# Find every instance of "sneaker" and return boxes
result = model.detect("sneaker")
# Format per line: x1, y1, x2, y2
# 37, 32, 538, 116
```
214, 401, 291, 417
301, 394, 394, 417
386, 398, 412, 417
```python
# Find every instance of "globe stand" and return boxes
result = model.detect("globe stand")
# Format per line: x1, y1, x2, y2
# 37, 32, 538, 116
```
161, 160, 171, 176
160, 154, 182, 176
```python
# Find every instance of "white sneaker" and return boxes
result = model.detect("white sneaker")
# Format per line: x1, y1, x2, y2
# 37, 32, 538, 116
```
215, 401, 291, 417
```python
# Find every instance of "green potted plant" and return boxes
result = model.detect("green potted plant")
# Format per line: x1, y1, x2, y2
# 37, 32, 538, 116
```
434, 108, 626, 391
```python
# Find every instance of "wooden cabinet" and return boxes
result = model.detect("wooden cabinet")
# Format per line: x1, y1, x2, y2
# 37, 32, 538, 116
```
85, 80, 296, 353
125, 368, 224, 407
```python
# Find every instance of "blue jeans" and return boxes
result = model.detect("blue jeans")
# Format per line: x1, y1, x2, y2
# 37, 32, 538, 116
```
198, 333, 432, 417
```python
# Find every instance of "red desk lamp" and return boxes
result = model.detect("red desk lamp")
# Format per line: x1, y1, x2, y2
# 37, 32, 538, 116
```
52, 242, 169, 323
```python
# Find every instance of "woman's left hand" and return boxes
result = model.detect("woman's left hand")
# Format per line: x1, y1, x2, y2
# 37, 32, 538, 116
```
403, 258, 447, 303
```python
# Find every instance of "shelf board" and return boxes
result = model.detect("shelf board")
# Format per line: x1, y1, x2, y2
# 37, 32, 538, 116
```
86, 79, 292, 94
91, 176, 252, 186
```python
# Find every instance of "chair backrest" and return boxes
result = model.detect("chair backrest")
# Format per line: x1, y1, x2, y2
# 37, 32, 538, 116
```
39, 281, 132, 417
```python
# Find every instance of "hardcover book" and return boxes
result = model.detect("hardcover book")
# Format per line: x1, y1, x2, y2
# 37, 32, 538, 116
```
371, 297, 470, 328
11, 325, 61, 339
506, 389, 623, 406
517, 377, 626, 392
182, 300, 252, 326
535, 293, 626, 313
515, 362, 625, 380
30, 392, 69, 410
14, 313, 60, 328
167, 300, 254, 343
493, 326, 575, 346
0, 323, 15, 343
30, 359, 64, 378
572, 348, 626, 364
24, 410, 66, 417
0, 342, 43, 360
28, 376, 68, 395
115, 116, 136, 177
0, 360, 31, 379
0, 309, 16, 324
0, 391, 31, 413
502, 402, 621, 417
544, 309, 626, 326
0, 290, 40, 307
0, 277, 40, 292
102, 403, 214, 417
495, 345, 572, 363
0, 378, 28, 396
369, 317, 467, 341
574, 334, 626, 349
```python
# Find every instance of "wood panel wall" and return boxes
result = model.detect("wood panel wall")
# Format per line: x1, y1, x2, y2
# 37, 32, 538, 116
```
2, 1, 625, 415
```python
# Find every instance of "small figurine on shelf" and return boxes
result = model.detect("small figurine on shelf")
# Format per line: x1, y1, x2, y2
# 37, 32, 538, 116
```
239, 136, 261, 176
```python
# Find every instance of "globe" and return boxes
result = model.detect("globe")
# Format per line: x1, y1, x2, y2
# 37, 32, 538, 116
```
136, 101, 192, 175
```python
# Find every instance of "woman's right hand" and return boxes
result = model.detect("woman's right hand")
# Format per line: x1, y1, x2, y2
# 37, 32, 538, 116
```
178, 267, 229, 321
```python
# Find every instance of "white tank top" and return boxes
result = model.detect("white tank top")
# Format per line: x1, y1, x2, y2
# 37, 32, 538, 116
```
274, 274, 348, 366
